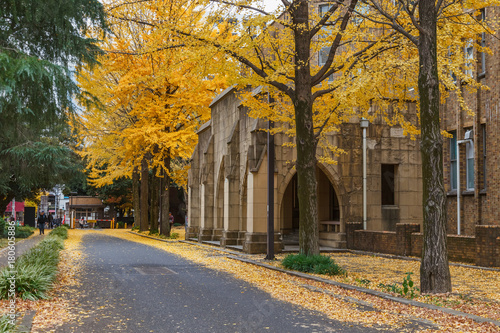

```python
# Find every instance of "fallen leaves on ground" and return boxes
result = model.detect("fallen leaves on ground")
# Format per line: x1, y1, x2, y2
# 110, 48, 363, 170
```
90, 229, 500, 332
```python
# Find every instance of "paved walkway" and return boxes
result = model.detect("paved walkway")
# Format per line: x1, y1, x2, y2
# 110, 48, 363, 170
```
56, 233, 411, 333
0, 233, 46, 268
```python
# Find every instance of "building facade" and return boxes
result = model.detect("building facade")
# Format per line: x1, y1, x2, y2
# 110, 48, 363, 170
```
442, 6, 500, 236
187, 86, 423, 253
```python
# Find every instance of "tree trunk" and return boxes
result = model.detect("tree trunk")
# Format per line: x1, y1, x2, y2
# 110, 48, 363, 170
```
0, 193, 15, 216
132, 167, 140, 228
150, 168, 159, 233
292, 0, 319, 256
160, 155, 171, 236
418, 0, 452, 294
140, 156, 149, 232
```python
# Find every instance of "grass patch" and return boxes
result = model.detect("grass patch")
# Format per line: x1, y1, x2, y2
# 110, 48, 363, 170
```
0, 226, 66, 300
0, 315, 15, 333
282, 254, 347, 276
48, 226, 68, 239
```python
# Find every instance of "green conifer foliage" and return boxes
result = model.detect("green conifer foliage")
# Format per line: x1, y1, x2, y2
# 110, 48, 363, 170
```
0, 0, 107, 211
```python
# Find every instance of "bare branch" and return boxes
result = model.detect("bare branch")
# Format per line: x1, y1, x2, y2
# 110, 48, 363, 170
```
209, 0, 270, 16
314, 104, 340, 138
311, 0, 358, 84
104, 44, 185, 56
173, 28, 294, 98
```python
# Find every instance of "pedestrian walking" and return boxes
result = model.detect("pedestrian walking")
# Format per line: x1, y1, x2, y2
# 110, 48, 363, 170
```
38, 211, 47, 235
48, 213, 54, 229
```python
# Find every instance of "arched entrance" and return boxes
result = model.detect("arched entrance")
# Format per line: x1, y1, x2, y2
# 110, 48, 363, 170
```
280, 167, 341, 245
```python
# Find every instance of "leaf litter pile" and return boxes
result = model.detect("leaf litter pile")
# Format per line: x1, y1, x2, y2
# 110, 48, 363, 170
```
97, 229, 499, 332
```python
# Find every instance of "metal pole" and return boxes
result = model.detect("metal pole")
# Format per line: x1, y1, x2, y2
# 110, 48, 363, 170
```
456, 138, 472, 236
360, 118, 369, 230
266, 119, 275, 260
266, 91, 275, 260
456, 139, 460, 235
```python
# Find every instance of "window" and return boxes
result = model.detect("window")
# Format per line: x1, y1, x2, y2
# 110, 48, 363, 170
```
482, 124, 486, 190
465, 129, 474, 190
479, 9, 486, 77
464, 40, 474, 77
319, 47, 329, 66
381, 164, 396, 205
319, 4, 331, 16
450, 131, 457, 190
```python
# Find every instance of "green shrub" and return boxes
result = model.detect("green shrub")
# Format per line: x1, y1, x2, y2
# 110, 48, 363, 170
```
282, 254, 346, 276
0, 230, 65, 300
131, 226, 139, 231
169, 232, 179, 239
60, 224, 70, 229
48, 226, 68, 240
0, 315, 15, 333
2, 225, 34, 239
173, 223, 181, 227
117, 221, 125, 228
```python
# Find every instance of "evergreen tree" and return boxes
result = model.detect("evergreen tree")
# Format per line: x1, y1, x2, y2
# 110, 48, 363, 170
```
0, 0, 107, 212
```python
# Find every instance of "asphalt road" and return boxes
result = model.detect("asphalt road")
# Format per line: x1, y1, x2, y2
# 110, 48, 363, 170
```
56, 233, 398, 333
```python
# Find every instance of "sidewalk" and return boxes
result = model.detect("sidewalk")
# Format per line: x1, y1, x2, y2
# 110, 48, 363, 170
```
0, 233, 46, 269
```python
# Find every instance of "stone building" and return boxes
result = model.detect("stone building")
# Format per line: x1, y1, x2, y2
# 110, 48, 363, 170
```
187, 85, 423, 253
442, 6, 500, 235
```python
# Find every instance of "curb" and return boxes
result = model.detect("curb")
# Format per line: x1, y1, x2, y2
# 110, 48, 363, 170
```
227, 255, 500, 327
127, 231, 178, 243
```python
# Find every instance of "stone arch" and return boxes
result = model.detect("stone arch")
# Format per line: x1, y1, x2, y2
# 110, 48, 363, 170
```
214, 158, 225, 234
277, 162, 345, 236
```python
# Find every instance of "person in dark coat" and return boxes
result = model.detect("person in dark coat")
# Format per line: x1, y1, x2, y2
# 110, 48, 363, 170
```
48, 213, 54, 229
38, 211, 47, 235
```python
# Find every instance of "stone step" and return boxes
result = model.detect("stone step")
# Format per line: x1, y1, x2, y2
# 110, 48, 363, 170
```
318, 239, 347, 249
319, 232, 346, 241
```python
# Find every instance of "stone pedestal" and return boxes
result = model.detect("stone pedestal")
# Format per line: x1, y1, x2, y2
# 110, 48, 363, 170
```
220, 231, 239, 247
185, 226, 199, 240
243, 232, 283, 254
198, 228, 214, 242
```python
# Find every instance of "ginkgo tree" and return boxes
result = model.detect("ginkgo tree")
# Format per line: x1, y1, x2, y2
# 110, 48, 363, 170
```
358, 0, 500, 293
76, 0, 227, 233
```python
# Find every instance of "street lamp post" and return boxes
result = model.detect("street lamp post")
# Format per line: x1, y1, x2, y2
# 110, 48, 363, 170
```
360, 118, 370, 230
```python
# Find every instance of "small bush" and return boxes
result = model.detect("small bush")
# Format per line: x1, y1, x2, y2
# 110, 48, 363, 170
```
131, 226, 139, 231
169, 232, 179, 239
173, 223, 182, 227
48, 226, 68, 239
117, 221, 125, 228
378, 272, 419, 299
282, 254, 346, 276
60, 224, 70, 229
2, 225, 34, 239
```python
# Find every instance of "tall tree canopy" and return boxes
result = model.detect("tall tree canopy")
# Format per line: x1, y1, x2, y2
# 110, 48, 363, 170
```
0, 0, 107, 212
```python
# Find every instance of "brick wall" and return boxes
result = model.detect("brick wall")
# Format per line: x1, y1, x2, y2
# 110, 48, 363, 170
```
354, 230, 398, 254
347, 223, 499, 267
475, 225, 500, 267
